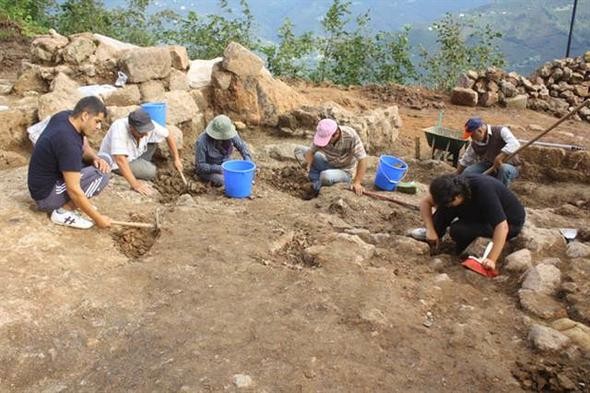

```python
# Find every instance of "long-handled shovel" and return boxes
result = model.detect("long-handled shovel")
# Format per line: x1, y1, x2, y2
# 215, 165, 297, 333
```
483, 99, 590, 175
111, 209, 161, 230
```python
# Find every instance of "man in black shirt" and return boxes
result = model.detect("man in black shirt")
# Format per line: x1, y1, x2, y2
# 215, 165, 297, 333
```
415, 173, 525, 271
28, 96, 112, 229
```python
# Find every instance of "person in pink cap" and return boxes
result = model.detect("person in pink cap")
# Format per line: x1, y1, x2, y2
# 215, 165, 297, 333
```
294, 118, 367, 200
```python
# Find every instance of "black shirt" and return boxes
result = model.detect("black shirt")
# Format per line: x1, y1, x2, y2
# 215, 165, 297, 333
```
451, 173, 525, 228
27, 111, 84, 200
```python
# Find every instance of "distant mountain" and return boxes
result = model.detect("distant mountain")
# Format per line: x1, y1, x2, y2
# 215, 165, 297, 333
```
101, 0, 589, 75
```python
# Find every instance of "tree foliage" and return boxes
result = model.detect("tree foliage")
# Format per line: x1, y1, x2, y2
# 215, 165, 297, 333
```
1, 0, 505, 90
419, 13, 505, 91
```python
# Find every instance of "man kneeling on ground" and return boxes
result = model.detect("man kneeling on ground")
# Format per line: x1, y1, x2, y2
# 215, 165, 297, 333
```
294, 118, 368, 200
27, 96, 112, 229
98, 108, 183, 195
412, 173, 525, 271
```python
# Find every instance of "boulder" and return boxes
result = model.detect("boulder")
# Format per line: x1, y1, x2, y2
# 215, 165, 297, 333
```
478, 91, 498, 107
390, 235, 430, 255
528, 324, 570, 352
456, 73, 475, 89
103, 84, 141, 107
190, 88, 211, 112
167, 68, 190, 91
521, 263, 561, 295
50, 72, 79, 93
30, 30, 69, 64
120, 47, 171, 83
566, 241, 590, 258
515, 224, 566, 253
158, 124, 184, 155
518, 289, 567, 320
261, 143, 301, 162
222, 42, 264, 78
504, 248, 533, 272
164, 91, 200, 124
38, 89, 83, 120
450, 87, 477, 106
13, 68, 49, 95
139, 80, 166, 102
62, 36, 96, 65
168, 45, 190, 70
552, 318, 590, 353
0, 108, 37, 149
504, 94, 528, 109
256, 71, 306, 126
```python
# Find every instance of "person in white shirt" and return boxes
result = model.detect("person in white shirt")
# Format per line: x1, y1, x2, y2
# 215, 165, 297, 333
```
456, 117, 521, 187
99, 109, 183, 195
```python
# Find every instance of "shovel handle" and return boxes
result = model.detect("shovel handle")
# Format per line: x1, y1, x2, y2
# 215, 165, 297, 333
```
111, 220, 155, 229
179, 170, 188, 186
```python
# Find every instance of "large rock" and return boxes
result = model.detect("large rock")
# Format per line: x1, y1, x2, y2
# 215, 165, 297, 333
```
521, 263, 561, 295
103, 84, 141, 106
13, 68, 49, 95
528, 324, 570, 352
390, 235, 430, 255
211, 46, 305, 127
106, 105, 139, 125
30, 30, 69, 64
164, 91, 200, 125
504, 248, 533, 272
515, 224, 566, 253
552, 318, 590, 353
167, 69, 190, 91
62, 36, 96, 65
139, 80, 165, 102
38, 89, 83, 120
50, 72, 79, 93
566, 241, 590, 258
120, 47, 171, 83
504, 94, 528, 109
0, 108, 37, 149
261, 143, 301, 162
168, 45, 190, 70
518, 289, 567, 320
222, 42, 264, 78
450, 87, 478, 106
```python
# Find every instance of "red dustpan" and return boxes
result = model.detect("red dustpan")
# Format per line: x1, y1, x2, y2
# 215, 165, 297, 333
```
461, 241, 499, 278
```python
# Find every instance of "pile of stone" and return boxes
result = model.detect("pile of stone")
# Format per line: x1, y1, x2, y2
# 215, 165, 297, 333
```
451, 51, 590, 123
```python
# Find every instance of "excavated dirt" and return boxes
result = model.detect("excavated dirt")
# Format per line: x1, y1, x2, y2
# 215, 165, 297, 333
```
153, 168, 210, 203
111, 213, 160, 259
512, 357, 590, 392
257, 164, 309, 199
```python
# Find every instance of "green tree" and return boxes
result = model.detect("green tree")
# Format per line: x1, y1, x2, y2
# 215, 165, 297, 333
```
155, 0, 257, 59
109, 0, 156, 46
55, 0, 114, 36
420, 13, 505, 91
0, 0, 54, 36
261, 18, 314, 78
372, 26, 417, 84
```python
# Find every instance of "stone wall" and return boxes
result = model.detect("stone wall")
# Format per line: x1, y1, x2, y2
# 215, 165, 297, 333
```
452, 51, 590, 123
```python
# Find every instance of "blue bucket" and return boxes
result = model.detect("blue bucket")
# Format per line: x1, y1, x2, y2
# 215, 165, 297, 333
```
374, 155, 408, 191
141, 102, 167, 126
222, 160, 256, 198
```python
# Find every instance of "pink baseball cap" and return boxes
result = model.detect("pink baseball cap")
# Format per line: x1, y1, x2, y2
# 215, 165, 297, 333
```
313, 118, 338, 147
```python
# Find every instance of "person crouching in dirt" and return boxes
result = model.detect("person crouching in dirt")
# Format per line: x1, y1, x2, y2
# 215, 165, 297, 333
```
27, 96, 112, 230
456, 117, 521, 188
411, 173, 525, 271
98, 108, 182, 196
194, 114, 252, 187
294, 118, 368, 200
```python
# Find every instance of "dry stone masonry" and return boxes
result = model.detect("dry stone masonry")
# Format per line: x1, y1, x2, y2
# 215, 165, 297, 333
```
452, 51, 590, 123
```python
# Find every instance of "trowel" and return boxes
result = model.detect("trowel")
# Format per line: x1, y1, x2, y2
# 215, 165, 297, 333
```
461, 241, 498, 278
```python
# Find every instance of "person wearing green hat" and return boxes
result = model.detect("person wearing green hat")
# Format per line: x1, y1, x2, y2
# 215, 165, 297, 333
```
194, 114, 252, 186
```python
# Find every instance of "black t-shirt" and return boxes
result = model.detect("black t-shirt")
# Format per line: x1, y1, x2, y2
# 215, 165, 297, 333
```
27, 111, 84, 201
449, 173, 525, 228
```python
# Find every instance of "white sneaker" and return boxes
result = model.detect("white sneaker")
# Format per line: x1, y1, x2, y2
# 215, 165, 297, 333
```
408, 227, 427, 241
51, 209, 94, 229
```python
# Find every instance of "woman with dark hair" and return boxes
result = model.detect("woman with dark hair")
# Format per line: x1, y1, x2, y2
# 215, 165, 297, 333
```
412, 173, 525, 271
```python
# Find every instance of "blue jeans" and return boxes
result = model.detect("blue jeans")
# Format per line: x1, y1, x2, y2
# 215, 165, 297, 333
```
463, 161, 519, 187
295, 146, 352, 192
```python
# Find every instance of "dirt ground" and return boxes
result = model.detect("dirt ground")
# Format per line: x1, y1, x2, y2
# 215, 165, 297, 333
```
2, 38, 590, 392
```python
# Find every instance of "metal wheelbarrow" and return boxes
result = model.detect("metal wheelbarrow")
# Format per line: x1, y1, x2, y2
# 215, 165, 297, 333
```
423, 111, 469, 167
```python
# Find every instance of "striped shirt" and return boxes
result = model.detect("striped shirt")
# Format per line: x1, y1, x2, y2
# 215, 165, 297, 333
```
310, 125, 367, 171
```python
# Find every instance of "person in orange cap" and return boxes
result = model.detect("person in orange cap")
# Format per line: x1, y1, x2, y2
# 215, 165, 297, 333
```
456, 117, 521, 187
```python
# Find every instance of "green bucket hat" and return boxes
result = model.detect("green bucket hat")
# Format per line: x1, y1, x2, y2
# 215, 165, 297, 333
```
205, 115, 237, 140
